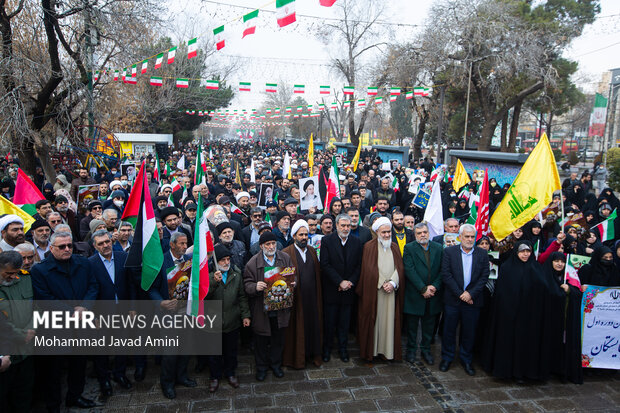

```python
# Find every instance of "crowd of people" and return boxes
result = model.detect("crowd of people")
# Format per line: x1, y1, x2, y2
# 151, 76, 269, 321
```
0, 140, 618, 412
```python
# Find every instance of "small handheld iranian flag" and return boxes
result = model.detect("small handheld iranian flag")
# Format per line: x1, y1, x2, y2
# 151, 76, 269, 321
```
150, 76, 163, 86
276, 0, 296, 27
154, 53, 164, 69
592, 209, 617, 241
266, 83, 278, 93
214, 25, 225, 50
167, 46, 177, 64
564, 254, 590, 289
205, 80, 219, 90
320, 85, 330, 94
343, 86, 354, 95
367, 86, 378, 96
391, 175, 399, 192
187, 37, 198, 59
239, 82, 251, 92
243, 10, 258, 38
325, 156, 340, 212
294, 84, 305, 94
176, 78, 189, 88
141, 60, 148, 74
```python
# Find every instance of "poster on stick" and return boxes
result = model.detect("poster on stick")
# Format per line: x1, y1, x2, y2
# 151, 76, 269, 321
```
580, 286, 620, 370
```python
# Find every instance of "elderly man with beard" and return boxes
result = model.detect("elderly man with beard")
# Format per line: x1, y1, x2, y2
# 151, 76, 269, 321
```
356, 217, 405, 362
243, 232, 293, 381
216, 222, 247, 270
31, 220, 51, 261
282, 220, 323, 369
320, 214, 362, 362
14, 243, 36, 271
0, 215, 25, 252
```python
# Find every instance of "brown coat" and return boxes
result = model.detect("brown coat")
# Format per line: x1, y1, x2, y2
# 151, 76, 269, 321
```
282, 244, 323, 369
243, 250, 293, 336
355, 239, 405, 361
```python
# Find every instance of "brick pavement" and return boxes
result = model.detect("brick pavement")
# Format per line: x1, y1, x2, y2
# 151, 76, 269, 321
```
33, 341, 620, 413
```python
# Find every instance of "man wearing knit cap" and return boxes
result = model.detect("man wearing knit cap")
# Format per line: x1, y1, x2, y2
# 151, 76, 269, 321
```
160, 207, 193, 247
216, 222, 246, 270
0, 215, 25, 251
282, 220, 323, 369
243, 231, 293, 381
356, 217, 405, 362
272, 211, 292, 248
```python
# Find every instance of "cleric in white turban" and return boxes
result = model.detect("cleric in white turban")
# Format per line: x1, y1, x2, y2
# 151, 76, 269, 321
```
0, 214, 25, 251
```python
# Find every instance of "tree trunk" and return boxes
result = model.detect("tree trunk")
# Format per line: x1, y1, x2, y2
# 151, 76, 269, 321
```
547, 112, 554, 137
16, 139, 37, 177
479, 117, 500, 150
508, 100, 522, 152
500, 111, 508, 152
413, 105, 429, 160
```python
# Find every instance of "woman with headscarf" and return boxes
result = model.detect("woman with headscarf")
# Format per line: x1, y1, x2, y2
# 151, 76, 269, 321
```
455, 198, 470, 224
489, 186, 504, 214
582, 193, 598, 217
42, 183, 56, 202
566, 183, 585, 210
523, 220, 544, 256
597, 188, 620, 211
473, 236, 498, 356
54, 174, 72, 194
443, 201, 457, 220
540, 252, 583, 384
329, 198, 343, 217
578, 246, 620, 288
482, 240, 550, 383
577, 230, 602, 257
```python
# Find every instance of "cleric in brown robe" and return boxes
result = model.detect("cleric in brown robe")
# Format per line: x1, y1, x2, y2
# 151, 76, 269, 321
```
282, 220, 323, 369
356, 217, 405, 362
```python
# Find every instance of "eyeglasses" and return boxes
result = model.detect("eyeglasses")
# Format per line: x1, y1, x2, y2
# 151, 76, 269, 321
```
252, 214, 262, 219
53, 243, 73, 250
49, 220, 62, 224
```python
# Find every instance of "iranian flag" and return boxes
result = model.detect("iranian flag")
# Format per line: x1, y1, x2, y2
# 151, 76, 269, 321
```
13, 168, 45, 216
150, 76, 163, 86
131, 64, 137, 77
195, 145, 207, 185
294, 84, 305, 94
214, 25, 225, 50
320, 0, 337, 5
344, 100, 351, 108
390, 87, 401, 96
318, 103, 325, 111
367, 86, 378, 96
187, 37, 198, 59
275, 108, 281, 114
588, 93, 608, 137
414, 87, 431, 96
286, 107, 292, 113
239, 82, 251, 92
307, 104, 313, 112
188, 193, 213, 318
170, 177, 182, 192
141, 60, 148, 74
592, 209, 617, 241
390, 95, 397, 102
93, 71, 99, 82
357, 99, 366, 107
153, 153, 161, 182
297, 106, 303, 112
405, 91, 414, 99
243, 10, 258, 38
154, 53, 164, 69
324, 156, 340, 212
125, 76, 137, 85
474, 169, 490, 240
276, 0, 296, 27
176, 78, 189, 88
391, 175, 399, 192
266, 83, 278, 93
124, 162, 164, 291
113, 70, 119, 81
343, 86, 354, 95
320, 85, 330, 94
167, 46, 177, 64
430, 165, 447, 182
230, 202, 243, 215
121, 68, 127, 82
375, 96, 384, 104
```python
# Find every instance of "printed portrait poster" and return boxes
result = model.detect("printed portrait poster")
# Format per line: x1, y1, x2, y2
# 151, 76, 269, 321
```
299, 176, 323, 211
166, 260, 193, 300
121, 163, 138, 182
580, 286, 620, 370
205, 205, 229, 227
443, 233, 461, 248
77, 184, 99, 213
258, 183, 274, 207
263, 267, 296, 312
390, 159, 399, 171
488, 251, 499, 280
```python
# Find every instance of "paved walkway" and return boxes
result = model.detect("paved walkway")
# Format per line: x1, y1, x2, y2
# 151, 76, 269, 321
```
35, 341, 620, 413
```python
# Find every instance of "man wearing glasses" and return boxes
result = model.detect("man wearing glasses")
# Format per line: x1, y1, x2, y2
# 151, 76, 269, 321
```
241, 207, 264, 250
31, 231, 99, 410
79, 200, 103, 240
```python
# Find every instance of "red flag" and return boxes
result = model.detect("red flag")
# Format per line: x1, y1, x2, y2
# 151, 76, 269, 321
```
474, 169, 490, 240
121, 162, 146, 227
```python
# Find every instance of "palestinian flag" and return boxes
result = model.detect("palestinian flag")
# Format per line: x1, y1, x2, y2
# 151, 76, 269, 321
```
124, 162, 164, 291
239, 82, 251, 92
154, 53, 164, 69
276, 0, 296, 27
390, 87, 401, 96
167, 46, 177, 64
243, 10, 258, 38
266, 83, 278, 93
294, 84, 305, 94
188, 194, 212, 319
343, 86, 354, 95
187, 37, 198, 59
320, 85, 330, 94
176, 78, 189, 88
214, 25, 225, 50
150, 76, 163, 86
367, 86, 378, 96
592, 209, 617, 241
141, 59, 148, 74
13, 168, 45, 216
325, 156, 339, 212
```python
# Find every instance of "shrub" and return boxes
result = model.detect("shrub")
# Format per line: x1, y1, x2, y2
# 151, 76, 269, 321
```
568, 151, 579, 165
606, 147, 620, 192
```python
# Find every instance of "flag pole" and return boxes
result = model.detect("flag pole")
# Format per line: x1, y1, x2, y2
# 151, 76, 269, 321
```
560, 189, 565, 233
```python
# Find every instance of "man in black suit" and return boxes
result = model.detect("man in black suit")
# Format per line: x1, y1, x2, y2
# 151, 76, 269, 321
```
439, 224, 489, 376
160, 206, 193, 247
89, 230, 135, 397
320, 213, 362, 362
346, 208, 372, 245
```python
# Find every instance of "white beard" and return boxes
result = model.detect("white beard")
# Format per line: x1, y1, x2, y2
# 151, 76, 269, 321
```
379, 238, 392, 251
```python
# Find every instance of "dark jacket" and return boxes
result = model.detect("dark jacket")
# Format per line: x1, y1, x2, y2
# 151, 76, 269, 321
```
392, 228, 414, 245
243, 250, 293, 336
441, 245, 490, 308
31, 254, 99, 308
403, 241, 443, 315
206, 265, 250, 333
272, 227, 292, 249
89, 250, 135, 301
320, 232, 362, 305
162, 225, 194, 247
351, 225, 373, 245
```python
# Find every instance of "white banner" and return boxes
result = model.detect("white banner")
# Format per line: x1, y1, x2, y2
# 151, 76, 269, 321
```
581, 286, 620, 369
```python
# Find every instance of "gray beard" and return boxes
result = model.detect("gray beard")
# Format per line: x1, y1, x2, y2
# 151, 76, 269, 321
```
1, 279, 16, 287
379, 238, 392, 250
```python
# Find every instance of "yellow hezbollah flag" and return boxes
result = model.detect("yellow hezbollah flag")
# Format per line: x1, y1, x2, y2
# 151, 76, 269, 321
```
0, 195, 36, 233
308, 134, 314, 176
490, 133, 561, 241
452, 159, 471, 192
350, 140, 362, 172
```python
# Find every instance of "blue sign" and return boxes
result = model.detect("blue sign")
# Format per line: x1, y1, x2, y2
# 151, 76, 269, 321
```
413, 190, 431, 209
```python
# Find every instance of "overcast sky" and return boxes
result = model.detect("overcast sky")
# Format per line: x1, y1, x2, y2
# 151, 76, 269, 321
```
168, 0, 620, 109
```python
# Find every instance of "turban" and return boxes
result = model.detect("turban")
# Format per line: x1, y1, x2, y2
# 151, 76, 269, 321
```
235, 191, 250, 202
291, 220, 309, 237
0, 215, 24, 232
109, 180, 122, 190
160, 184, 173, 192
372, 216, 392, 233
